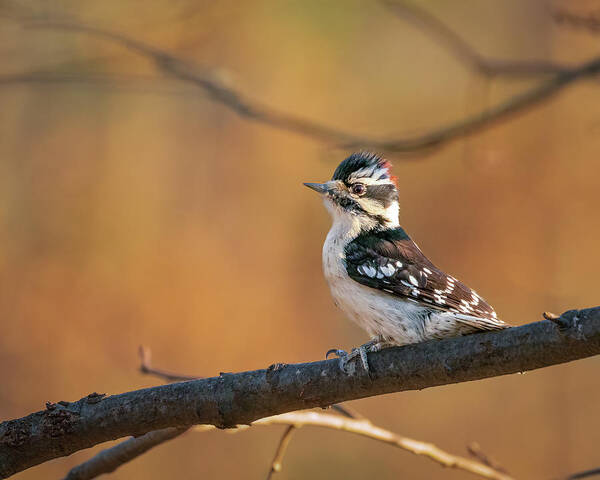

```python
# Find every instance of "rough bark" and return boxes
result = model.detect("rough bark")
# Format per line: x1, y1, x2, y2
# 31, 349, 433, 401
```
1, 307, 599, 478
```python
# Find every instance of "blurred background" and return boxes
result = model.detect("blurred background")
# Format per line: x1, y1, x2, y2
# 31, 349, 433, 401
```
1, 0, 599, 478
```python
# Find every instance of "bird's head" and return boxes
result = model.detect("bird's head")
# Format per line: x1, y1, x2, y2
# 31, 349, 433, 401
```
304, 152, 399, 232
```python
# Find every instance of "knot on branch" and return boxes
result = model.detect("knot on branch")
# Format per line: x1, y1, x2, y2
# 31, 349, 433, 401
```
546, 307, 598, 340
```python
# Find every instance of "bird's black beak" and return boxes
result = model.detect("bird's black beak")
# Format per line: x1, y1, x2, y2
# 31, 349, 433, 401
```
303, 182, 329, 194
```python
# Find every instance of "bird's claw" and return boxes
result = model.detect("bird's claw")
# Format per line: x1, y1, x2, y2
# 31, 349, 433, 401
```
326, 345, 371, 373
326, 336, 389, 373
326, 348, 348, 359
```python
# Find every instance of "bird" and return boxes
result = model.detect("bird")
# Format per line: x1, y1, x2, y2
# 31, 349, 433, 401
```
304, 151, 509, 372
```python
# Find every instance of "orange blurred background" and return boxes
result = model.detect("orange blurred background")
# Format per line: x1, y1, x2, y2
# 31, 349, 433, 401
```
1, 1, 599, 478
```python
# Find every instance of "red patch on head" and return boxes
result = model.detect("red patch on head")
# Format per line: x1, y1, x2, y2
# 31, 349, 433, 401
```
379, 160, 398, 186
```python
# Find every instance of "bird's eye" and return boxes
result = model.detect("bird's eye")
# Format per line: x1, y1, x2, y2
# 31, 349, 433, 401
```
350, 183, 366, 196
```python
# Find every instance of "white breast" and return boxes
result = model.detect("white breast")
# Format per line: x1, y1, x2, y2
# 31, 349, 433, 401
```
322, 218, 426, 345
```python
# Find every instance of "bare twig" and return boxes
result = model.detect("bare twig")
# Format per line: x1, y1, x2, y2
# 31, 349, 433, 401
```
21, 20, 363, 147
251, 412, 513, 480
553, 8, 600, 34
265, 425, 296, 480
564, 467, 600, 480
2, 307, 599, 477
467, 442, 509, 475
138, 346, 200, 382
62, 427, 188, 480
366, 57, 600, 152
382, 0, 572, 76
0, 71, 201, 96
63, 409, 509, 480
6, 18, 597, 155
330, 403, 364, 420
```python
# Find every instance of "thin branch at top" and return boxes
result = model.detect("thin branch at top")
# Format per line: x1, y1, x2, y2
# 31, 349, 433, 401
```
8, 17, 598, 155
1, 307, 599, 477
382, 0, 572, 76
553, 7, 600, 34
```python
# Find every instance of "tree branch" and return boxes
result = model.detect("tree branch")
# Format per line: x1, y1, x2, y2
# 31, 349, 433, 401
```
565, 467, 600, 480
1, 307, 599, 477
265, 425, 296, 480
64, 410, 512, 480
138, 346, 200, 382
62, 427, 188, 480
467, 442, 509, 475
553, 8, 600, 34
251, 412, 512, 480
382, 0, 572, 76
10, 19, 599, 155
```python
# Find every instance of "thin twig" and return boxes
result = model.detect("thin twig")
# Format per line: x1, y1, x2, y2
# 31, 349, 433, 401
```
0, 71, 199, 95
467, 442, 509, 475
564, 467, 600, 480
62, 427, 188, 480
330, 403, 364, 420
553, 8, 600, 34
138, 345, 200, 382
65, 410, 511, 480
10, 18, 598, 155
265, 425, 296, 480
214, 412, 511, 480
382, 0, 572, 76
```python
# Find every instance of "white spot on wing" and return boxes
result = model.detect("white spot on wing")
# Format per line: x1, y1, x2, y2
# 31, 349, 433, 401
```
409, 275, 419, 287
381, 264, 395, 277
363, 265, 377, 278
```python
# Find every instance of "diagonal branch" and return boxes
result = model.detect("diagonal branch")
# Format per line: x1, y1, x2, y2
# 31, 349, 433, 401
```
553, 8, 600, 34
62, 427, 188, 480
9, 19, 599, 154
1, 307, 599, 477
63, 410, 512, 480
382, 0, 572, 76
564, 467, 600, 480
468, 442, 509, 475
265, 425, 296, 480
251, 412, 512, 480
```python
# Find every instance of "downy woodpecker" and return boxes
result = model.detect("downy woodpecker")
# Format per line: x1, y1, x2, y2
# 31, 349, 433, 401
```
304, 152, 508, 371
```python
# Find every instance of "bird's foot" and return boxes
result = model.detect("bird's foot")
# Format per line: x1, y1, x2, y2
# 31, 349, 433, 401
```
326, 336, 388, 373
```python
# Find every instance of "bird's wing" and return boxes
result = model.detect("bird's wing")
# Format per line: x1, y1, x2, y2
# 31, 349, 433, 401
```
344, 227, 508, 331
